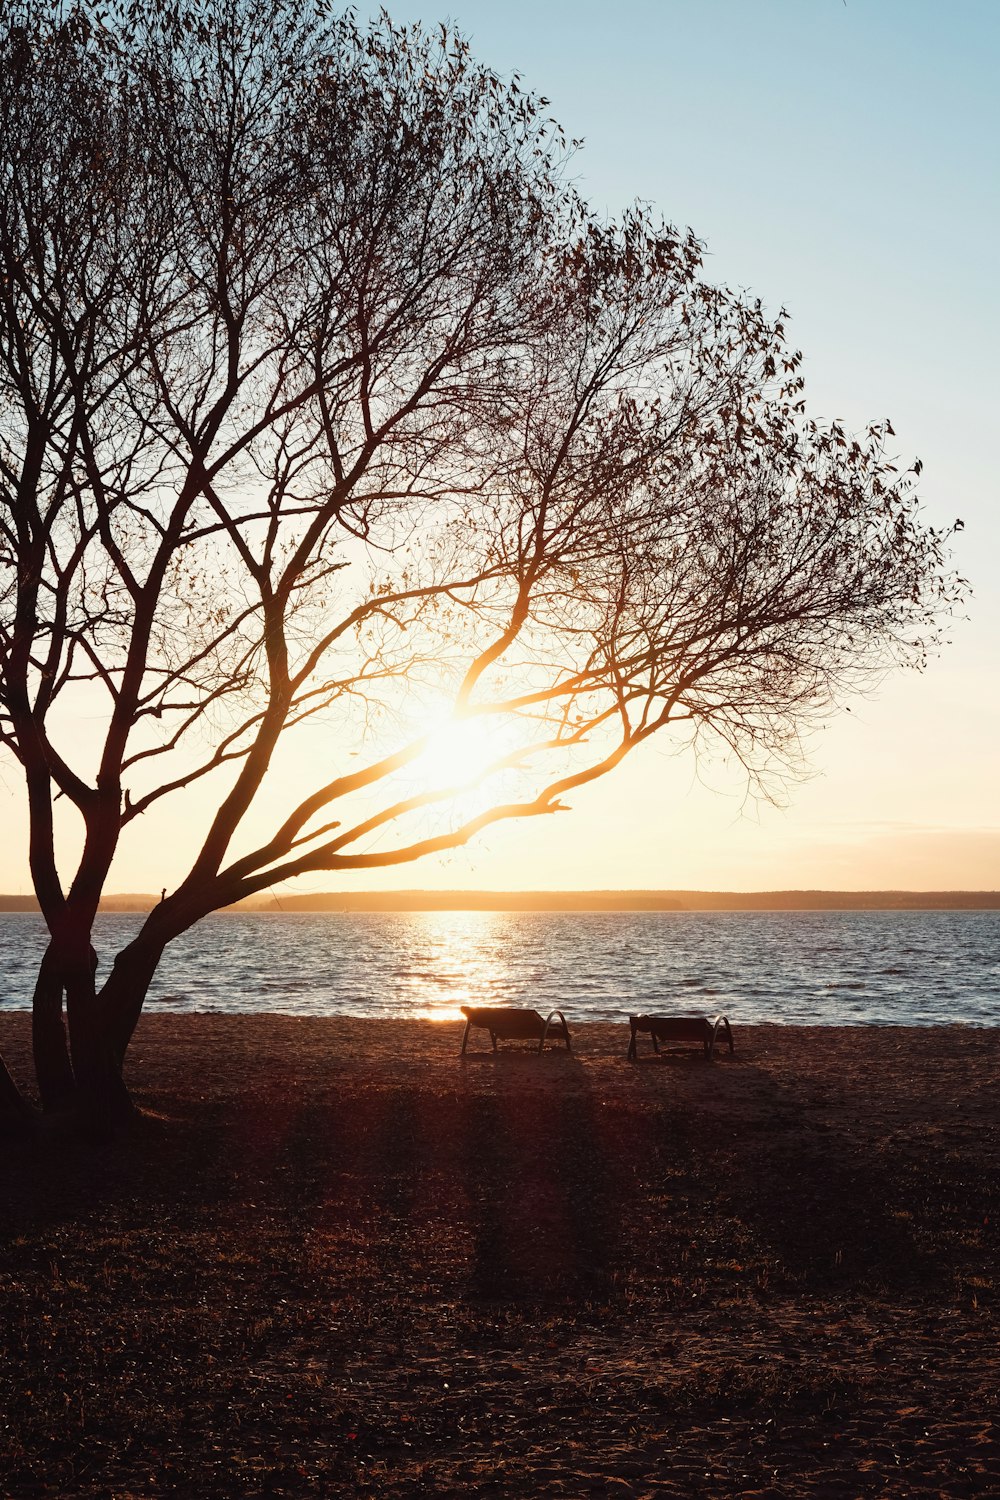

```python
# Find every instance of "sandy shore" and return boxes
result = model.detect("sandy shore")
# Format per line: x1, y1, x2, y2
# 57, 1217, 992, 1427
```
1, 1014, 998, 1496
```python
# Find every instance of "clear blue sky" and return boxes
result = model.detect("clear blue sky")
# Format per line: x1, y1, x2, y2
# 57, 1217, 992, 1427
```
364, 1, 997, 446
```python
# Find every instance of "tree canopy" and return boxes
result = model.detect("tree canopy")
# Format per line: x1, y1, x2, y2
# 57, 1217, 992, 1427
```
0, 0, 964, 1122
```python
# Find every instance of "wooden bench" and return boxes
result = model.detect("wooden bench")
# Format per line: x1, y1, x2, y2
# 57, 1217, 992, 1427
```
628, 1013, 733, 1061
460, 1005, 571, 1056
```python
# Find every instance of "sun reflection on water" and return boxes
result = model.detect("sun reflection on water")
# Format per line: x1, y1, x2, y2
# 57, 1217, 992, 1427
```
390, 910, 514, 1021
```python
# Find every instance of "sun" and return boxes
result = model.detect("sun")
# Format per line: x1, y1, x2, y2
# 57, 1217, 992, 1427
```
394, 702, 536, 830
411, 709, 505, 796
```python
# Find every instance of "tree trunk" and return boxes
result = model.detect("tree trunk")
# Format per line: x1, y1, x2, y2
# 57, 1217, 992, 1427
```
64, 953, 127, 1130
31, 944, 76, 1112
98, 934, 166, 1065
29, 927, 136, 1132
24, 909, 176, 1136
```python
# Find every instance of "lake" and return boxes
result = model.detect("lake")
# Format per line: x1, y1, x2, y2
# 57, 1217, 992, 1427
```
0, 909, 997, 1026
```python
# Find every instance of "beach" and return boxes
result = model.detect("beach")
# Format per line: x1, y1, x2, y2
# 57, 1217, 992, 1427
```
1, 1014, 997, 1496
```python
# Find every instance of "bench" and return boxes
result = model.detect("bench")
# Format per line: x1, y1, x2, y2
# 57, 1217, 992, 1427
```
628, 1013, 733, 1061
460, 1005, 571, 1056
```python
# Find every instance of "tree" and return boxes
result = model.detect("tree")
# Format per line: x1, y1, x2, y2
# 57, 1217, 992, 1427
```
0, 0, 964, 1126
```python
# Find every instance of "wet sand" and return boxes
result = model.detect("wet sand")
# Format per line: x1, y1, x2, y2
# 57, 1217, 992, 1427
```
1, 1015, 998, 1496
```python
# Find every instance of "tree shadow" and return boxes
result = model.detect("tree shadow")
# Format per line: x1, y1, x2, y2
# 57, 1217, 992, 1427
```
2, 1034, 988, 1317
455, 1067, 621, 1305
627, 1050, 950, 1299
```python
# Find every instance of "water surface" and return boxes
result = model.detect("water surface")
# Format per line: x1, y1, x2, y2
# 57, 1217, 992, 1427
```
0, 910, 996, 1026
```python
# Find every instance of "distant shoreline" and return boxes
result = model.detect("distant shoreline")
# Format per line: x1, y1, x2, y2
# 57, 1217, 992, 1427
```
1, 888, 998, 912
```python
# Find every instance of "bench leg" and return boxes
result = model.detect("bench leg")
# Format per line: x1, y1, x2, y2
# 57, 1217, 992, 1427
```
709, 1015, 735, 1057
461, 1019, 472, 1056
540, 1010, 571, 1054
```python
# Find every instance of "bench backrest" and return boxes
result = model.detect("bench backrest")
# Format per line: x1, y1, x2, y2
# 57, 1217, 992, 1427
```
630, 1015, 712, 1041
462, 1006, 546, 1038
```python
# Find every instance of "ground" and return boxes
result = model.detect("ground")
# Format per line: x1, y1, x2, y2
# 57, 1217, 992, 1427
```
1, 1016, 998, 1497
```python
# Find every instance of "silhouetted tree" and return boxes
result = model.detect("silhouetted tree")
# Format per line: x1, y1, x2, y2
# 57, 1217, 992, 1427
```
0, 0, 964, 1125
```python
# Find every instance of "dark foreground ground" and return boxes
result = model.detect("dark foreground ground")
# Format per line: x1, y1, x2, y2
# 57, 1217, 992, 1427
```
1, 1016, 998, 1497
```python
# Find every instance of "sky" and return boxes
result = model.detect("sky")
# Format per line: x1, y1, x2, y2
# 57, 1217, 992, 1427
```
338, 0, 997, 894
1, 0, 997, 894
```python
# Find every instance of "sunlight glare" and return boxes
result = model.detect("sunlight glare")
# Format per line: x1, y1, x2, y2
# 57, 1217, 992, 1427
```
412, 710, 509, 799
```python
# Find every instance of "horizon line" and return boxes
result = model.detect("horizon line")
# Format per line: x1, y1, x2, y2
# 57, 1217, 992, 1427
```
1, 885, 998, 897
0, 887, 998, 913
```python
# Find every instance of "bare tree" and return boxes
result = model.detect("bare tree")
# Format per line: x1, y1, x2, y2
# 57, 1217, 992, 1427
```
0, 0, 964, 1126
